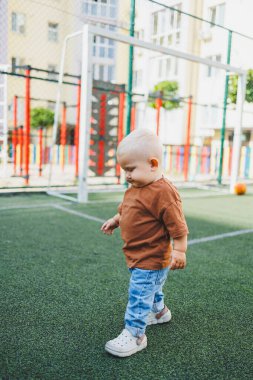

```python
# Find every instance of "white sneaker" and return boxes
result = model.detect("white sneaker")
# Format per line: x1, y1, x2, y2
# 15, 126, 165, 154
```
147, 306, 172, 326
105, 329, 147, 357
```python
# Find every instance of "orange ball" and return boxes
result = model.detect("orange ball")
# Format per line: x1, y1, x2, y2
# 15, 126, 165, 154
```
234, 183, 247, 195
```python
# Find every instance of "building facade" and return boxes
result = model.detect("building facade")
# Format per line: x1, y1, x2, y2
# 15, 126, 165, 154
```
1, 0, 253, 148
0, 0, 130, 131
196, 0, 253, 148
133, 0, 203, 145
133, 0, 253, 147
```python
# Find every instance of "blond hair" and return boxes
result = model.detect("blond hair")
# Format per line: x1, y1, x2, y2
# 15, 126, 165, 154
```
117, 129, 163, 163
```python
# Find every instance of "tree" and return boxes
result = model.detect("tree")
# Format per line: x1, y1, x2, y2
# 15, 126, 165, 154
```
148, 80, 181, 110
30, 107, 54, 175
228, 69, 253, 104
31, 107, 54, 129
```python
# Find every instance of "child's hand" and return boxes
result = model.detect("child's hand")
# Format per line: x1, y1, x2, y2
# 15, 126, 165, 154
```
101, 218, 119, 235
169, 250, 186, 270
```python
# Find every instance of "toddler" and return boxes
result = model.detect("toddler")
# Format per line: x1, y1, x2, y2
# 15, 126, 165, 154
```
101, 129, 189, 357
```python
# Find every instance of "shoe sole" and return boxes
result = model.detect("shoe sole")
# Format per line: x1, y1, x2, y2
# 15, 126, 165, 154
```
105, 338, 147, 358
147, 312, 172, 326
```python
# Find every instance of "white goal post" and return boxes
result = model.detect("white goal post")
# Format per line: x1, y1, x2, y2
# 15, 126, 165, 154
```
52, 24, 247, 203
0, 64, 9, 177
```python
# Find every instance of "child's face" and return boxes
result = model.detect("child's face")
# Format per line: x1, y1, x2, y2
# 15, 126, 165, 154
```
118, 153, 158, 188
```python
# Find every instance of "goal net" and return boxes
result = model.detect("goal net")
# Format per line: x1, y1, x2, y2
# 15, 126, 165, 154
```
49, 24, 246, 203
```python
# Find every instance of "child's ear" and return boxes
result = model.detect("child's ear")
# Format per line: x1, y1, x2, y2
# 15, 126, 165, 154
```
150, 157, 159, 170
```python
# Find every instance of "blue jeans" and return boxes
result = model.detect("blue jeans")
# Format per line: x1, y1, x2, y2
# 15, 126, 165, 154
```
124, 267, 170, 337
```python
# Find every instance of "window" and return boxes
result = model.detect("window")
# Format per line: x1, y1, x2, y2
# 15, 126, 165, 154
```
108, 65, 114, 81
202, 104, 219, 126
174, 58, 178, 76
92, 25, 115, 59
209, 7, 216, 25
206, 55, 221, 77
176, 31, 180, 44
209, 3, 225, 27
11, 12, 25, 34
99, 46, 105, 57
48, 64, 57, 80
158, 60, 163, 78
93, 63, 115, 81
108, 47, 114, 58
155, 57, 178, 80
166, 58, 171, 76
153, 12, 158, 34
48, 23, 58, 42
133, 70, 142, 87
167, 34, 173, 45
152, 4, 182, 47
11, 57, 25, 73
91, 3, 97, 15
81, 0, 117, 19
99, 65, 104, 80
109, 5, 116, 18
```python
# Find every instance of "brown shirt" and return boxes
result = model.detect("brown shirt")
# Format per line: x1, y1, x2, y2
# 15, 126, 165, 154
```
118, 177, 189, 270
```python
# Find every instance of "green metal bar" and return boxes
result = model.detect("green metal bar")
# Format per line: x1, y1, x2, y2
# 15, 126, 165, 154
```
126, 0, 135, 136
218, 30, 232, 185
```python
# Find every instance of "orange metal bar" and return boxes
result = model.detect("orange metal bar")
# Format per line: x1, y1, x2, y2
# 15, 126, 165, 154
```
183, 96, 192, 181
74, 80, 81, 178
39, 128, 43, 176
24, 68, 31, 185
13, 95, 18, 175
19, 126, 24, 176
156, 98, 162, 136
130, 103, 136, 131
116, 92, 125, 181
97, 94, 106, 176
60, 102, 67, 170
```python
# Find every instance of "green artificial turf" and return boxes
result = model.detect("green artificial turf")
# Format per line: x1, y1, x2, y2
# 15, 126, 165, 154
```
0, 192, 253, 379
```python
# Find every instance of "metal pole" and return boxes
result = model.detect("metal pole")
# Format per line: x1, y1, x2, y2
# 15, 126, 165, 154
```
13, 95, 18, 175
155, 98, 162, 135
97, 93, 106, 176
39, 127, 43, 176
19, 126, 23, 176
218, 30, 232, 184
78, 25, 93, 203
24, 67, 31, 185
116, 92, 125, 182
60, 102, 67, 171
126, 0, 135, 136
74, 79, 81, 178
131, 103, 136, 131
48, 30, 82, 187
229, 74, 246, 193
183, 95, 192, 181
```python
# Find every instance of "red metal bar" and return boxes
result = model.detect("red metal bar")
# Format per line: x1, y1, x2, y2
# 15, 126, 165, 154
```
156, 98, 162, 136
38, 128, 43, 176
183, 96, 192, 181
24, 68, 31, 185
130, 103, 136, 131
74, 79, 81, 177
116, 92, 125, 181
13, 95, 18, 175
60, 102, 67, 170
97, 94, 106, 176
19, 126, 24, 176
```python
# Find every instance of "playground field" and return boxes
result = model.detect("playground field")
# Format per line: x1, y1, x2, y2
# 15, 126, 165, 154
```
1, 187, 253, 379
